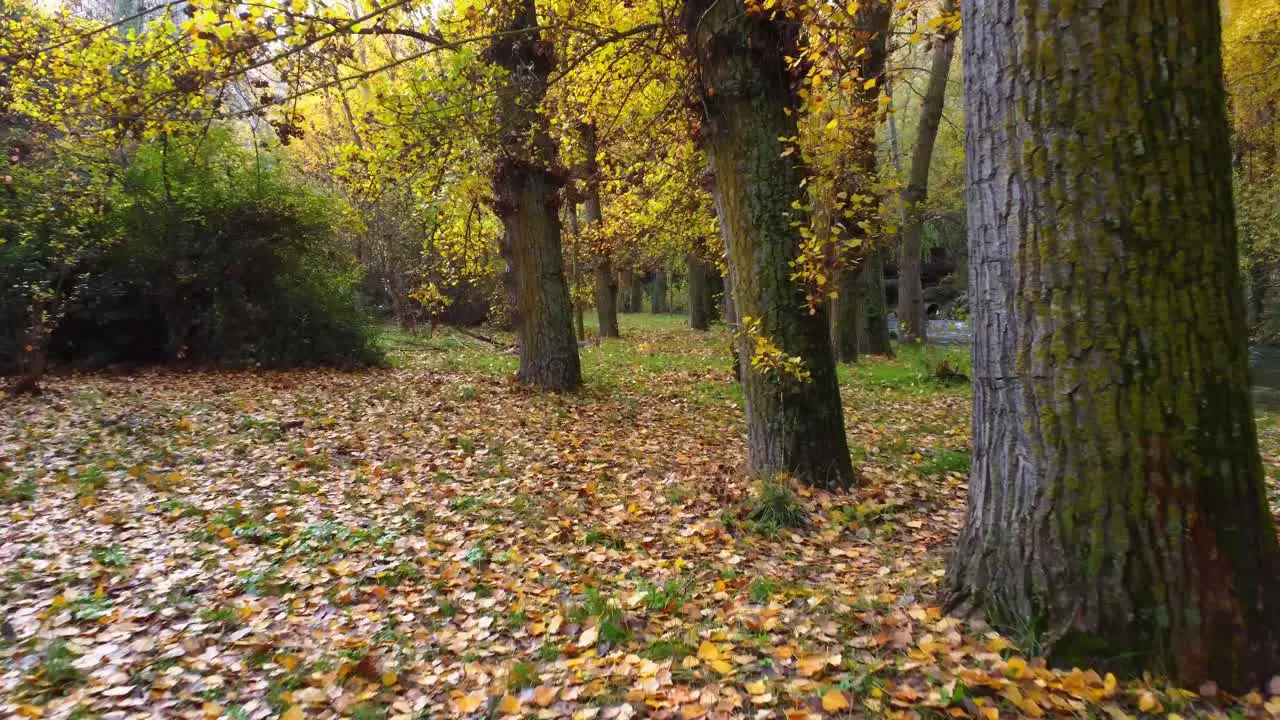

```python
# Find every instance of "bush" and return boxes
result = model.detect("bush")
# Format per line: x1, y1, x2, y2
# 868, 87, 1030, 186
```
1, 130, 381, 373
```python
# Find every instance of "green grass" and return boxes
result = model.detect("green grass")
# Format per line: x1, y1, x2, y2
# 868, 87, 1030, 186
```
374, 314, 969, 409
0, 473, 37, 503
919, 449, 970, 476
743, 475, 809, 536
844, 344, 971, 394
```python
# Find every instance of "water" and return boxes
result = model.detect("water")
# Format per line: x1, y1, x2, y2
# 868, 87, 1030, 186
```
887, 317, 972, 345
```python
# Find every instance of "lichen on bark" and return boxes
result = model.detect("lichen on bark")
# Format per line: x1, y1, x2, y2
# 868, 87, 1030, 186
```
946, 0, 1280, 690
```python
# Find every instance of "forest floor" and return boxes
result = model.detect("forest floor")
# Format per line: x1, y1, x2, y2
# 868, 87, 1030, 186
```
2, 314, 1279, 720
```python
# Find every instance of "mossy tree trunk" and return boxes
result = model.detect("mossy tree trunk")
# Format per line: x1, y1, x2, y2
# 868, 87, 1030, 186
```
858, 250, 893, 356
488, 0, 581, 391
830, 265, 862, 363
945, 0, 1280, 690
831, 0, 890, 363
618, 268, 638, 312
579, 122, 619, 338
684, 0, 854, 489
687, 251, 712, 330
650, 268, 668, 313
896, 0, 957, 345
627, 271, 645, 312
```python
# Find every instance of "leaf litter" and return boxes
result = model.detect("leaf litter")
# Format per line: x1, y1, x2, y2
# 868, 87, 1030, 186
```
1, 321, 1279, 719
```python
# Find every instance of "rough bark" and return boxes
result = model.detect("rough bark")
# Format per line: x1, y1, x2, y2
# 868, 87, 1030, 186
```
684, 0, 854, 488
830, 264, 861, 363
687, 252, 712, 330
858, 250, 893, 356
579, 122, 619, 338
488, 0, 581, 391
945, 0, 1280, 690
649, 268, 669, 313
713, 177, 743, 377
896, 0, 957, 344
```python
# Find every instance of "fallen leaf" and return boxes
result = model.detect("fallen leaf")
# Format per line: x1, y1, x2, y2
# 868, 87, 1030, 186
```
697, 640, 720, 661
822, 689, 849, 711
534, 685, 559, 707
498, 694, 522, 714
454, 692, 486, 714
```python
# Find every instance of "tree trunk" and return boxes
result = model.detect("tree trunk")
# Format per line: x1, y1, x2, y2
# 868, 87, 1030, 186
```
649, 268, 668, 313
687, 252, 712, 330
858, 250, 893, 356
831, 0, 890, 363
896, 0, 957, 345
593, 261, 619, 337
684, 0, 854, 489
945, 0, 1280, 690
579, 122, 619, 338
830, 264, 861, 363
713, 175, 743, 377
488, 0, 581, 391
627, 271, 644, 312
618, 268, 635, 312
567, 201, 586, 341
723, 271, 742, 382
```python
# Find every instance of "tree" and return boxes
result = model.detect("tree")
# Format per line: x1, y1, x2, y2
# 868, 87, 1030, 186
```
828, 0, 891, 363
683, 0, 854, 489
487, 0, 581, 391
686, 248, 713, 330
945, 0, 1280, 690
895, 0, 958, 344
577, 121, 620, 338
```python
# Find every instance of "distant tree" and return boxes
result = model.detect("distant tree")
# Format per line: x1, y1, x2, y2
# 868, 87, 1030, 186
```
895, 0, 958, 344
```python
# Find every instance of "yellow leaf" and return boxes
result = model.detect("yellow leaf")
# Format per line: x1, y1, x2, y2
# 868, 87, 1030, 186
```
281, 707, 304, 720
1103, 673, 1118, 698
797, 655, 826, 677
822, 689, 850, 711
864, 78, 877, 90
697, 640, 721, 661
533, 685, 559, 707
454, 692, 486, 713
1138, 691, 1162, 713
15, 706, 44, 718
202, 702, 224, 719
498, 694, 522, 714
1005, 656, 1027, 678
381, 671, 398, 687
979, 708, 999, 720
745, 679, 767, 695
577, 625, 598, 648
710, 659, 734, 674
825, 117, 838, 131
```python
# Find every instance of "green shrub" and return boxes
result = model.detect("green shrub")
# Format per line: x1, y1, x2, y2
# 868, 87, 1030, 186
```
2, 130, 382, 372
